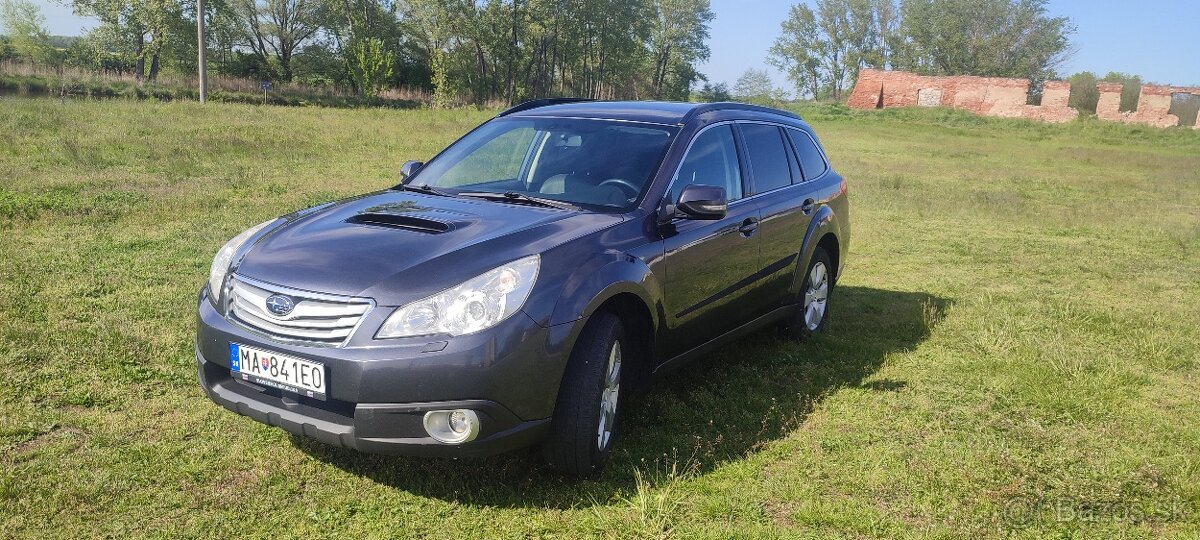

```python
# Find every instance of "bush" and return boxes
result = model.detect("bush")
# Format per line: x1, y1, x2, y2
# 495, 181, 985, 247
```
1068, 72, 1099, 114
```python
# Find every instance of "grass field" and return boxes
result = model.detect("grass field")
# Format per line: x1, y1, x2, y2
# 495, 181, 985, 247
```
1, 97, 1199, 538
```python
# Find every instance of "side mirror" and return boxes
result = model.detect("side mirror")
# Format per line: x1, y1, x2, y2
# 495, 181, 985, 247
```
676, 184, 728, 220
400, 160, 424, 181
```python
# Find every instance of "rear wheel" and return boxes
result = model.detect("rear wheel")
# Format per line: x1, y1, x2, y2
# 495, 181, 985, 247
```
543, 312, 624, 476
790, 247, 833, 340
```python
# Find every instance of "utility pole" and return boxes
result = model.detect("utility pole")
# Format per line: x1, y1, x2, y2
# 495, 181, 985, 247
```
197, 0, 207, 103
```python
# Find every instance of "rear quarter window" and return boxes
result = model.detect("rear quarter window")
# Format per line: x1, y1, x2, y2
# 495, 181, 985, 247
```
786, 128, 828, 181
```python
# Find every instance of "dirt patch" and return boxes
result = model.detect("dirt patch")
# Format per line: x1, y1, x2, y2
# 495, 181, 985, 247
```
763, 499, 797, 527
12, 426, 86, 454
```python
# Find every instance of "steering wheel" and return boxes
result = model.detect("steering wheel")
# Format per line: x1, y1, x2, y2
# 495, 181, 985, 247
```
597, 178, 640, 199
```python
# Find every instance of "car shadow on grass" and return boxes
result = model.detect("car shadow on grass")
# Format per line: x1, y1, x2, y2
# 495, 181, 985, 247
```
291, 285, 948, 508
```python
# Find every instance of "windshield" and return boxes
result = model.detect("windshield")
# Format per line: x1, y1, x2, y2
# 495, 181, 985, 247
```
407, 118, 676, 210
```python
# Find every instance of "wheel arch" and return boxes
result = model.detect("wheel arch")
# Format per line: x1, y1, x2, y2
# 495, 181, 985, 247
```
790, 205, 843, 296
816, 234, 840, 286
549, 257, 663, 328
549, 258, 662, 394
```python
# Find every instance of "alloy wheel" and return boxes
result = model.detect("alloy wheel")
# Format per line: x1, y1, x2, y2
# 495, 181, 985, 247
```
597, 341, 621, 450
803, 261, 829, 331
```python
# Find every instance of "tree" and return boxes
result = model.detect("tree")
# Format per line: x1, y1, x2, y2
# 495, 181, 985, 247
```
205, 0, 254, 76
840, 0, 885, 80
233, 0, 323, 80
0, 0, 57, 66
72, 0, 184, 82
401, 0, 705, 106
403, 0, 457, 106
693, 81, 730, 102
873, 0, 898, 67
350, 36, 393, 98
320, 0, 415, 92
1067, 71, 1098, 114
646, 0, 714, 100
769, 0, 890, 100
49, 0, 722, 106
733, 67, 784, 105
768, 3, 822, 99
891, 0, 1073, 83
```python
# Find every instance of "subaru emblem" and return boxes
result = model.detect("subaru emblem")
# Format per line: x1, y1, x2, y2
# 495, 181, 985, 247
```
265, 294, 295, 317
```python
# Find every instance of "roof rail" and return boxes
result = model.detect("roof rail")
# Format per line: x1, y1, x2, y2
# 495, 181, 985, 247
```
497, 97, 597, 117
678, 101, 801, 125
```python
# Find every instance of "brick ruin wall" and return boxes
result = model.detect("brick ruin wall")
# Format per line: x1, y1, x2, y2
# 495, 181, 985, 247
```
1094, 82, 1200, 128
847, 69, 1200, 129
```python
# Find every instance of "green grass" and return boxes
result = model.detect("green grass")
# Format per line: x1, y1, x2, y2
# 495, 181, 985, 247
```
1, 98, 1199, 538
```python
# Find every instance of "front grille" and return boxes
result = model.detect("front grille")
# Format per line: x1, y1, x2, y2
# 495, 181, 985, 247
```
228, 276, 373, 346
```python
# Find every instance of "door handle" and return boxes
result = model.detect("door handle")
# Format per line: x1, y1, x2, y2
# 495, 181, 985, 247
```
801, 198, 816, 215
739, 217, 759, 236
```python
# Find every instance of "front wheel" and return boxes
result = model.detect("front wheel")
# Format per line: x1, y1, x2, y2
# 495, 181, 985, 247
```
543, 312, 624, 476
789, 247, 833, 340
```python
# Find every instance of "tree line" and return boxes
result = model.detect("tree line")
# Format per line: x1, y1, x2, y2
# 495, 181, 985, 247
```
767, 0, 1074, 100
0, 0, 1077, 106
0, 0, 714, 105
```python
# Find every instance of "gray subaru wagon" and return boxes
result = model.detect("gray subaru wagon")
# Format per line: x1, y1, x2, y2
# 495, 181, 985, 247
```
195, 99, 849, 475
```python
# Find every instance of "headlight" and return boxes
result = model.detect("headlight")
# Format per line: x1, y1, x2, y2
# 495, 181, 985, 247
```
207, 220, 275, 307
377, 255, 540, 338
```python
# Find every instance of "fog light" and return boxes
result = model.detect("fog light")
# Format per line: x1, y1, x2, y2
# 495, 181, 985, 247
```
423, 409, 480, 444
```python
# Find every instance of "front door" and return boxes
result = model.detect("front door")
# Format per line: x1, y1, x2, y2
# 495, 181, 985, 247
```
660, 124, 761, 359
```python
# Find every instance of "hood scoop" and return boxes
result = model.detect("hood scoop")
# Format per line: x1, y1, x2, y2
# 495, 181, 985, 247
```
346, 212, 452, 234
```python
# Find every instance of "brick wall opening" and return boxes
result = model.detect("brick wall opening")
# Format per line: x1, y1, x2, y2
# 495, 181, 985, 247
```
1026, 81, 1043, 106
1068, 81, 1100, 114
1168, 93, 1200, 127
917, 87, 943, 107
1119, 83, 1140, 113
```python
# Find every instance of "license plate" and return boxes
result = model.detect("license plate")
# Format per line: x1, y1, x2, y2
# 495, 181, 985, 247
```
230, 343, 327, 400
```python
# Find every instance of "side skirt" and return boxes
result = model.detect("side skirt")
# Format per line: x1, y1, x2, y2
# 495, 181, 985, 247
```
650, 304, 797, 379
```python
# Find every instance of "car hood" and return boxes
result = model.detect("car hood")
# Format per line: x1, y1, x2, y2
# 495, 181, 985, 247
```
233, 190, 623, 305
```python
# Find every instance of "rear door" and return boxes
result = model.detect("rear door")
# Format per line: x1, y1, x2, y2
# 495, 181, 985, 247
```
660, 124, 762, 358
737, 122, 818, 314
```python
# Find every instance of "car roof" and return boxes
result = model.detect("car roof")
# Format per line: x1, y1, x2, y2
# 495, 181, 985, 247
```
501, 99, 801, 126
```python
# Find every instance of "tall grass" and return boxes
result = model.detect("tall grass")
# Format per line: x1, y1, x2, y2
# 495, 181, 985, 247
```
0, 61, 432, 108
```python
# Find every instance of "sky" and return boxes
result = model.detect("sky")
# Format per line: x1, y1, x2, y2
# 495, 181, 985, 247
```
33, 0, 1200, 90
701, 0, 1200, 90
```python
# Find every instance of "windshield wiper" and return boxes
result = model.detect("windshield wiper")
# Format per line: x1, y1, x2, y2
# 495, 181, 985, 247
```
458, 191, 579, 211
397, 183, 456, 197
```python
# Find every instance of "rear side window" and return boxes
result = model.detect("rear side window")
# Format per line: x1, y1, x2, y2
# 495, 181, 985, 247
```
739, 124, 793, 193
786, 128, 828, 180
671, 125, 743, 203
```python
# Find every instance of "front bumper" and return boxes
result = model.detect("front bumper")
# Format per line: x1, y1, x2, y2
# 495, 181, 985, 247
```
195, 288, 573, 456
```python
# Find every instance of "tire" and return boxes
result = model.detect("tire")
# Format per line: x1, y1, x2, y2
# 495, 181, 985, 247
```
543, 311, 625, 476
789, 247, 833, 341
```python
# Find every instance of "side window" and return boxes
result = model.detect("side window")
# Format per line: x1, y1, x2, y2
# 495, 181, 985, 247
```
786, 128, 828, 181
671, 125, 743, 203
739, 124, 793, 193
438, 126, 538, 187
